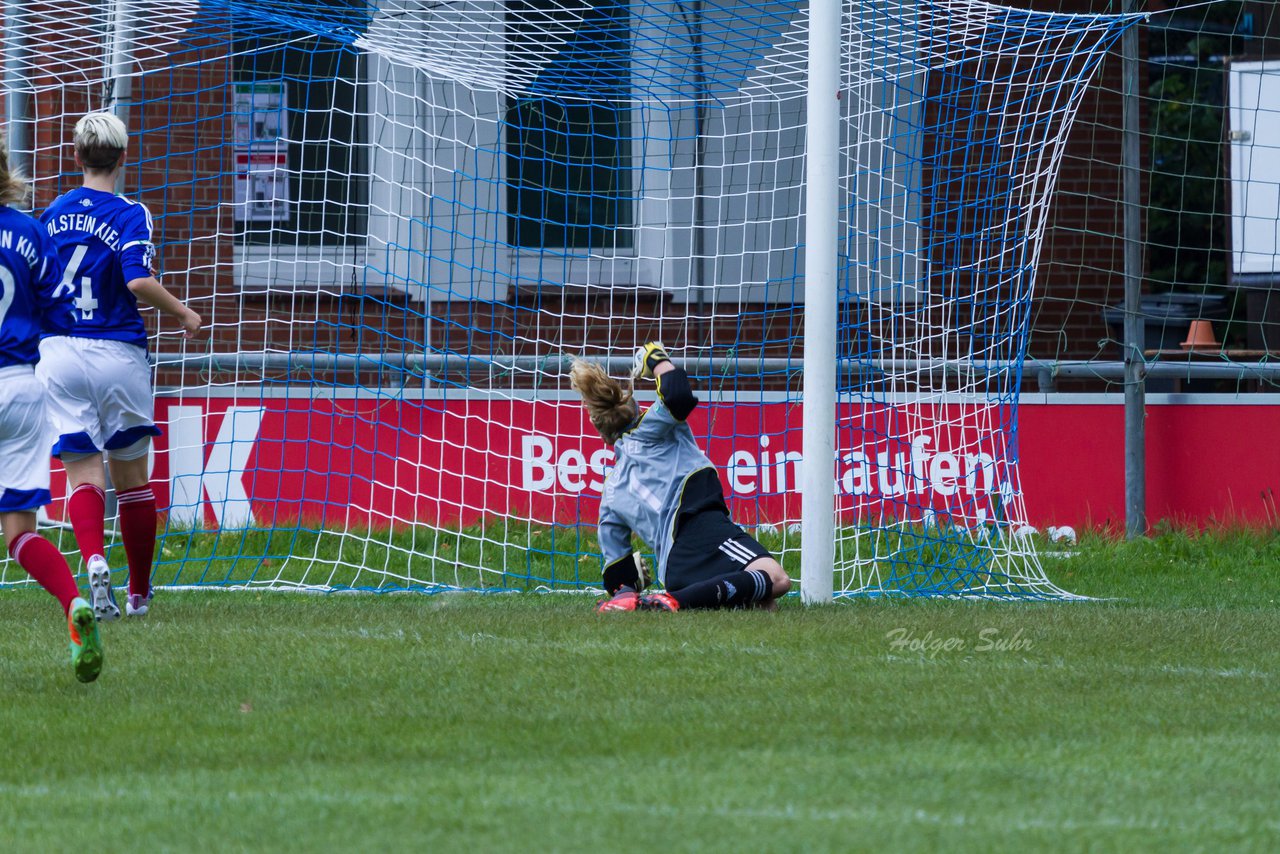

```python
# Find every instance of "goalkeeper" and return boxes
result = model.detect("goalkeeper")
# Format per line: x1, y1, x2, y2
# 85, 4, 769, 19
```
571, 343, 791, 612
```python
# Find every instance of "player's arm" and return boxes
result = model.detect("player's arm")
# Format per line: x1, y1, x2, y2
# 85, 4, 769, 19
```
598, 508, 646, 595
625, 342, 700, 442
652, 360, 698, 421
120, 205, 201, 337
126, 275, 201, 338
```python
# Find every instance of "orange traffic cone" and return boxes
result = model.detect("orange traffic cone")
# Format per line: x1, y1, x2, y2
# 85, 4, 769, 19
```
1180, 319, 1219, 352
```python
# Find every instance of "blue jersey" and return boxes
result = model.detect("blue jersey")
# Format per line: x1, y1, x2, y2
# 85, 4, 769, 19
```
0, 206, 63, 370
41, 187, 157, 348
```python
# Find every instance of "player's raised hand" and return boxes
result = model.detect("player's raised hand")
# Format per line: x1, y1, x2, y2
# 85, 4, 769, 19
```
631, 341, 670, 380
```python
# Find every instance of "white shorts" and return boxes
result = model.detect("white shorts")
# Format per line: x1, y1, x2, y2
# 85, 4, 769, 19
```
35, 336, 161, 458
0, 365, 52, 512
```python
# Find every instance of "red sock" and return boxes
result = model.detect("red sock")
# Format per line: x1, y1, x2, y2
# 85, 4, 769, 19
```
9, 532, 80, 615
67, 483, 107, 565
116, 485, 156, 598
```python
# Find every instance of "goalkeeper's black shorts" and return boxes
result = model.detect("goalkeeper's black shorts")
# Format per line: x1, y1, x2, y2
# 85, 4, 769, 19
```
664, 469, 772, 592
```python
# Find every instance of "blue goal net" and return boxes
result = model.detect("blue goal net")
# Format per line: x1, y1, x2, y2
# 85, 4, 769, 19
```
0, 0, 1136, 596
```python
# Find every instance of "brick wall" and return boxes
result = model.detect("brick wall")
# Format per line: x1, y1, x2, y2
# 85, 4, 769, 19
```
23, 0, 1155, 394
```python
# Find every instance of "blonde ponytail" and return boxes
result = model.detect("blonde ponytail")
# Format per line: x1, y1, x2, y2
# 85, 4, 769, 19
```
0, 139, 31, 207
570, 360, 639, 445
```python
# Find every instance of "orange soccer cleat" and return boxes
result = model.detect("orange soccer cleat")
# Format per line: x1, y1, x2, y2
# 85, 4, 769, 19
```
637, 593, 680, 612
596, 591, 640, 613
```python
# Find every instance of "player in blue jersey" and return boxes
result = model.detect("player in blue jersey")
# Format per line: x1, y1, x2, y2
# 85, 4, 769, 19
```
571, 343, 791, 612
0, 141, 104, 681
38, 111, 202, 623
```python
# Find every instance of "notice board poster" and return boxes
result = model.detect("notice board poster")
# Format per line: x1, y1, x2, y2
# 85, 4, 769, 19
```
233, 82, 290, 223
234, 151, 290, 223
233, 82, 285, 146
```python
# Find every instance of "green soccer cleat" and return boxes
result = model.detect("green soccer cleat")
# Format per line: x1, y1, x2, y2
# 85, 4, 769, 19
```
68, 597, 104, 684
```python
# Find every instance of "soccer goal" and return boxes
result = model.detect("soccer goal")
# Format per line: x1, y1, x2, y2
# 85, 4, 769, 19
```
0, 0, 1136, 598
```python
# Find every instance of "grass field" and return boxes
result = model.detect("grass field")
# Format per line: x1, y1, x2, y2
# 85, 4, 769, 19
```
2, 530, 1279, 851
5, 520, 1103, 595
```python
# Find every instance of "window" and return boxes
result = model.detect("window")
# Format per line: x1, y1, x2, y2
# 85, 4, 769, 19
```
233, 33, 368, 246
504, 0, 633, 251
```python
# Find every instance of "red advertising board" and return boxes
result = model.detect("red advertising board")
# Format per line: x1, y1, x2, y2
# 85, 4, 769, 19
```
44, 396, 1280, 531
1018, 402, 1280, 528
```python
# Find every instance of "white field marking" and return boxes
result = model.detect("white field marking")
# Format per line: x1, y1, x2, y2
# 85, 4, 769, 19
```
0, 782, 1272, 836
145, 584, 502, 596
146, 584, 598, 597
120, 625, 433, 643
0, 782, 419, 807
349, 627, 424, 642
116, 622, 775, 657
881, 653, 1273, 680
457, 632, 779, 657
578, 799, 1280, 835
1154, 663, 1271, 679
1, 780, 1275, 835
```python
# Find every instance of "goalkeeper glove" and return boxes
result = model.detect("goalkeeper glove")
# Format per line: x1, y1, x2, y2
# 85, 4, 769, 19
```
603, 552, 650, 595
631, 341, 670, 380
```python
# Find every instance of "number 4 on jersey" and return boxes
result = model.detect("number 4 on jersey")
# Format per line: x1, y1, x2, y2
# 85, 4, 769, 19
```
53, 244, 98, 320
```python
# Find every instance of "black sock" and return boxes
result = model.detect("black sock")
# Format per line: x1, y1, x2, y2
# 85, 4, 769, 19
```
670, 569, 772, 610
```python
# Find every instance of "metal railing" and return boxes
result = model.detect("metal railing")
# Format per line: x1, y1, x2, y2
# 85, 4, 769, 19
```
151, 351, 1280, 393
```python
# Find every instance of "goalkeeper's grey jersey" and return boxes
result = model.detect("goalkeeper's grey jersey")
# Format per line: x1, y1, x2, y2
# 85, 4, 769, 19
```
597, 397, 716, 584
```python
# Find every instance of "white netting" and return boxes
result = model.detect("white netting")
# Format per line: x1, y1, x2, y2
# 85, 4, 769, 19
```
0, 0, 1134, 596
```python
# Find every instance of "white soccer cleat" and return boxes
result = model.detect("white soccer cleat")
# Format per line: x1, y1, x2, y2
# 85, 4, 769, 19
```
1048, 525, 1078, 545
86, 555, 121, 622
126, 591, 152, 618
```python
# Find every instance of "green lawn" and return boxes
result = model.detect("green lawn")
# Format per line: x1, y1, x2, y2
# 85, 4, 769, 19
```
1, 530, 1278, 851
